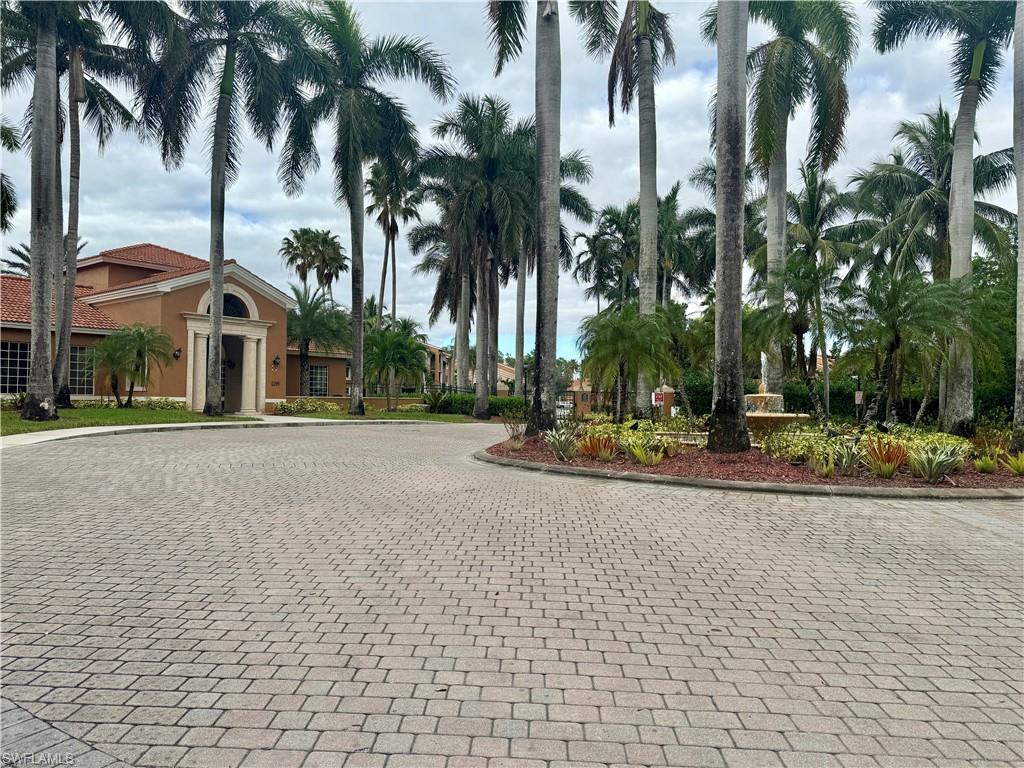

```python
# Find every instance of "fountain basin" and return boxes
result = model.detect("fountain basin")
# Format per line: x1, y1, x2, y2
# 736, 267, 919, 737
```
746, 412, 810, 435
745, 393, 784, 413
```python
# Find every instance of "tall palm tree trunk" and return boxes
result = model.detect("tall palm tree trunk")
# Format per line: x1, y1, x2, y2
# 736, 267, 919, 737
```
349, 162, 366, 416
514, 257, 526, 396
943, 46, 985, 437
299, 341, 311, 396
489, 255, 499, 395
635, 31, 658, 416
55, 53, 85, 409
764, 112, 788, 396
22, 14, 58, 421
390, 230, 397, 322
376, 228, 390, 327
474, 248, 490, 419
531, 0, 561, 433
814, 288, 830, 421
51, 97, 64, 399
457, 267, 470, 389
707, 0, 750, 453
204, 44, 236, 417
1012, 1, 1023, 453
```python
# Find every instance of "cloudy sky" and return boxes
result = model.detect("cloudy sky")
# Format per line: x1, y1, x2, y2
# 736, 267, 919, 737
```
2, 1, 1015, 360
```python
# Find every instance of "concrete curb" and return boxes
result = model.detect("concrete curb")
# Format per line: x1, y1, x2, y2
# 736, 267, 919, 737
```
1, 418, 479, 450
473, 450, 1024, 501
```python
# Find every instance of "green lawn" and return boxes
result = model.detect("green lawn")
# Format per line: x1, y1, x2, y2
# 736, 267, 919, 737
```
1, 407, 256, 436
291, 409, 475, 423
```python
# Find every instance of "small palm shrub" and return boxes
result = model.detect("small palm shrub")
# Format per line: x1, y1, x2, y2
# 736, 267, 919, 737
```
623, 434, 664, 467
577, 434, 618, 461
424, 389, 452, 413
908, 445, 963, 484
1001, 452, 1024, 477
974, 455, 998, 474
862, 437, 908, 479
1, 392, 27, 411
544, 426, 578, 461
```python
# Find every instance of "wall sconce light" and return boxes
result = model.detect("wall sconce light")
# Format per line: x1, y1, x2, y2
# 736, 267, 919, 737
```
272, 355, 281, 371
173, 347, 182, 360
225, 358, 236, 370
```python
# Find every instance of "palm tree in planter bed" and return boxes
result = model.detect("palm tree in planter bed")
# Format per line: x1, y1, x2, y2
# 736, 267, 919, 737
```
578, 302, 679, 424
287, 284, 351, 397
364, 327, 428, 412
90, 325, 175, 408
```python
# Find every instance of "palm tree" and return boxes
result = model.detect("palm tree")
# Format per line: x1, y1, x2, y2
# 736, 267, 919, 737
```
578, 303, 679, 423
707, 0, 750, 453
140, 2, 301, 417
90, 332, 131, 407
573, 203, 640, 311
487, 0, 562, 431
848, 106, 1015, 281
702, 1, 857, 395
571, 0, 674, 414
785, 163, 858, 420
279, 228, 348, 295
278, 0, 453, 417
20, 4, 59, 420
364, 327, 427, 411
420, 94, 533, 419
120, 324, 175, 407
874, 0, 1015, 436
2, 243, 31, 276
367, 157, 421, 327
286, 283, 351, 397
0, 118, 19, 232
1013, 1, 1023, 453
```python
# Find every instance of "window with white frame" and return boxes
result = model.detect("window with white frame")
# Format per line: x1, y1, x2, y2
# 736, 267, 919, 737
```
69, 346, 95, 395
310, 364, 328, 397
345, 361, 351, 380
0, 341, 29, 393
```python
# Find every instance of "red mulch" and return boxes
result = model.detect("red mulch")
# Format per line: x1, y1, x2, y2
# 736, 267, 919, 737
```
488, 436, 1024, 489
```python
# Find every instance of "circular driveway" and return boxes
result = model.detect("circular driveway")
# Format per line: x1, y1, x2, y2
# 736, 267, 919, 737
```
2, 423, 1022, 768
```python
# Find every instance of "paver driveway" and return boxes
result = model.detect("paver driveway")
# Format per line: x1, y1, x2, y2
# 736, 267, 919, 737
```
1, 423, 1022, 768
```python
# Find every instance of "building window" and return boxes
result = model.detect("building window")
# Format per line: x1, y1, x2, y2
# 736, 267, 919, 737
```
345, 361, 351, 380
70, 346, 94, 395
310, 364, 328, 397
0, 341, 29, 393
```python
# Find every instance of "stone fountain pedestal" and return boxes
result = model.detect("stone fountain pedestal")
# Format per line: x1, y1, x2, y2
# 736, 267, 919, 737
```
745, 383, 808, 435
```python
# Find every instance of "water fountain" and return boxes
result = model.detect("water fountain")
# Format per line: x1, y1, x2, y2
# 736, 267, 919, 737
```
745, 353, 809, 435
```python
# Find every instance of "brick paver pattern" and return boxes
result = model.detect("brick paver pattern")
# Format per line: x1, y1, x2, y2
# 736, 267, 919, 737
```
1, 423, 1022, 768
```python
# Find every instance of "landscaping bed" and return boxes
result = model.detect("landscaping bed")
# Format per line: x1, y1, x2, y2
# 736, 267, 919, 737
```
487, 435, 1024, 490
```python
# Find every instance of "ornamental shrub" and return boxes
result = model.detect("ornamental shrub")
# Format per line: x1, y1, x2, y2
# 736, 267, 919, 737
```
274, 398, 341, 415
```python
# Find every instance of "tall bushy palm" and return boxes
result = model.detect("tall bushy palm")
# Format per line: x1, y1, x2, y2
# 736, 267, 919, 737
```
364, 327, 427, 411
19, 4, 59, 420
570, 0, 675, 413
419, 94, 533, 419
873, 0, 1015, 436
578, 303, 679, 423
279, 227, 348, 295
88, 324, 175, 408
849, 106, 1015, 281
702, 1, 857, 395
1013, 1, 1023, 453
142, 2, 300, 417
573, 203, 640, 311
706, 0, 750, 453
0, 118, 19, 232
286, 283, 351, 397
487, 0, 562, 431
367, 157, 421, 327
278, 0, 453, 416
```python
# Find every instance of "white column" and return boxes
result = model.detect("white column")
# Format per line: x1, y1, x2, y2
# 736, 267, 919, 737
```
256, 338, 266, 413
192, 332, 208, 411
241, 336, 258, 414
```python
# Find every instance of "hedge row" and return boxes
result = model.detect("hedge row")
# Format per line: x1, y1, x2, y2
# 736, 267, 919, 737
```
431, 392, 527, 417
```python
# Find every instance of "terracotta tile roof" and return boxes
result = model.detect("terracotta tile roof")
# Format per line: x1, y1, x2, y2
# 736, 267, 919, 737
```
287, 341, 351, 356
83, 259, 236, 295
0, 275, 118, 331
91, 243, 207, 271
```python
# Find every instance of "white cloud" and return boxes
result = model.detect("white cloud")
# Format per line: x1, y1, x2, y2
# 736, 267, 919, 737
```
1, 0, 1014, 361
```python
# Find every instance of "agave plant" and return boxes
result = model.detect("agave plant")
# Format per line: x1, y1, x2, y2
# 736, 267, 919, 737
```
908, 445, 963, 484
1001, 452, 1024, 477
577, 434, 618, 461
544, 426, 579, 461
623, 433, 664, 467
862, 437, 908, 479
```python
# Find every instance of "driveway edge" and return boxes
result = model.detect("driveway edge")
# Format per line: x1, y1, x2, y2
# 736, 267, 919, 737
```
473, 450, 1024, 500
0, 418, 472, 450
